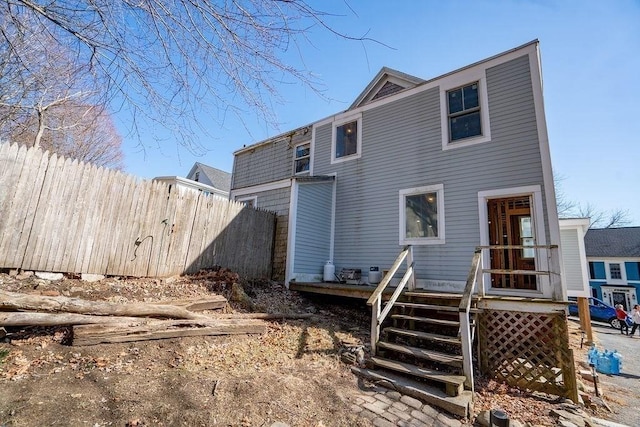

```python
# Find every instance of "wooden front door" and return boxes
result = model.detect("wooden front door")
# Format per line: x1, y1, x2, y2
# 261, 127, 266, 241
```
487, 196, 537, 290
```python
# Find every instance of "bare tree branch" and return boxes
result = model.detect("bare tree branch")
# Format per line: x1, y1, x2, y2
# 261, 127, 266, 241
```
2, 0, 383, 153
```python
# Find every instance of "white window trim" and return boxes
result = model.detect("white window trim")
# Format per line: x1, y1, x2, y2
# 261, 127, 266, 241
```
440, 71, 491, 151
606, 261, 626, 284
235, 195, 257, 208
293, 141, 311, 175
399, 184, 445, 245
331, 113, 362, 164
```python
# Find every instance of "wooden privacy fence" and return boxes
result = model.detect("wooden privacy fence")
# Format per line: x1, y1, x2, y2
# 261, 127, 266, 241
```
0, 143, 275, 278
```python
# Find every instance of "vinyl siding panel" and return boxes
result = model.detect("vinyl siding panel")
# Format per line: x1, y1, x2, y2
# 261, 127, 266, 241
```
560, 228, 586, 293
310, 54, 549, 284
293, 182, 333, 274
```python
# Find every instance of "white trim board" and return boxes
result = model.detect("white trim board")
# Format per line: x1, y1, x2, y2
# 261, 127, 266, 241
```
230, 179, 291, 198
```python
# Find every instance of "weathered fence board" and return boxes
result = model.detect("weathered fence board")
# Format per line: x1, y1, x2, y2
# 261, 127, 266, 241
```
0, 143, 274, 278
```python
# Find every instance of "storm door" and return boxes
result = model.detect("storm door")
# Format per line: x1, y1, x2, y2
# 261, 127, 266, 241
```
612, 292, 628, 310
487, 196, 537, 290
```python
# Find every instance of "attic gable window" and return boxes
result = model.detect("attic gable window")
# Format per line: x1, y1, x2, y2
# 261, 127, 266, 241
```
331, 114, 362, 164
294, 142, 310, 174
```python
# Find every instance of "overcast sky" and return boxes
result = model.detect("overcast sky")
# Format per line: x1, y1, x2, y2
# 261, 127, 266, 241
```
119, 1, 640, 226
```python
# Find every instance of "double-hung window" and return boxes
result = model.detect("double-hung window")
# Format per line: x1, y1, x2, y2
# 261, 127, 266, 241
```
609, 263, 622, 280
440, 75, 490, 150
331, 114, 362, 164
294, 142, 310, 174
448, 82, 481, 141
399, 184, 445, 245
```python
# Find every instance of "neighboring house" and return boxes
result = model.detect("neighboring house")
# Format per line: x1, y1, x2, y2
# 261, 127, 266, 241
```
154, 162, 231, 199
585, 227, 640, 310
231, 40, 561, 297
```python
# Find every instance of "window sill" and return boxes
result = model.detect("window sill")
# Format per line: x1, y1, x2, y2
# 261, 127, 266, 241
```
331, 153, 362, 164
400, 238, 446, 246
442, 134, 491, 151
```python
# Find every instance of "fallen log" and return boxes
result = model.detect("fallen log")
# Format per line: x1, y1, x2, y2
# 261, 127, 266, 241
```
0, 290, 209, 320
213, 313, 314, 320
156, 296, 227, 312
0, 312, 147, 327
73, 318, 267, 346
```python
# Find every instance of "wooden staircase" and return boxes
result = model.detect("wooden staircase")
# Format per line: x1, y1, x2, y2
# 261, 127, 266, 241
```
353, 247, 484, 418
355, 291, 479, 417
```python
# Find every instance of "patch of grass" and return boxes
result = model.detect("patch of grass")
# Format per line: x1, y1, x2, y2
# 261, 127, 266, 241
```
0, 348, 10, 366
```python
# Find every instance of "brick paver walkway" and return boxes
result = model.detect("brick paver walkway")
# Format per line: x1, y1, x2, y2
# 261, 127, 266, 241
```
350, 385, 466, 427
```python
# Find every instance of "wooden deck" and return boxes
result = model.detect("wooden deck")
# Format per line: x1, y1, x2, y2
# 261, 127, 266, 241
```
288, 282, 393, 300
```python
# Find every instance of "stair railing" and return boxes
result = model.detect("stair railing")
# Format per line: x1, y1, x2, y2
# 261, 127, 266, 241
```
367, 245, 415, 356
458, 248, 483, 392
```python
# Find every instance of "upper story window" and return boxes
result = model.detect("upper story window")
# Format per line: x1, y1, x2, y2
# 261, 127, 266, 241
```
399, 184, 445, 245
294, 142, 310, 174
609, 263, 622, 280
440, 74, 491, 151
194, 171, 200, 182
448, 82, 481, 141
331, 114, 362, 164
236, 196, 256, 208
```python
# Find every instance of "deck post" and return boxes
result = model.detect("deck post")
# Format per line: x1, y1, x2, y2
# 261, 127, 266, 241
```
459, 311, 474, 391
370, 298, 380, 356
407, 245, 415, 291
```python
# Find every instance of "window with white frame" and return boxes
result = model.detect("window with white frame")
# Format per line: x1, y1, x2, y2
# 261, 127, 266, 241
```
610, 263, 622, 280
447, 82, 481, 141
440, 74, 491, 150
236, 196, 257, 208
294, 142, 310, 174
399, 184, 445, 245
331, 114, 362, 163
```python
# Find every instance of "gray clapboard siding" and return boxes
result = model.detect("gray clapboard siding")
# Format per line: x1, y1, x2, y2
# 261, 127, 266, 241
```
232, 127, 311, 190
310, 53, 549, 283
560, 228, 585, 293
0, 143, 275, 279
293, 181, 333, 274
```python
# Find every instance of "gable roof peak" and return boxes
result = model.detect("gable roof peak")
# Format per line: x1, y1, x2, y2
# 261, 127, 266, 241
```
349, 66, 425, 109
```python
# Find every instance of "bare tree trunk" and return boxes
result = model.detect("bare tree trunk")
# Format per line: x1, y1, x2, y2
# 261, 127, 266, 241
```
0, 290, 209, 320
34, 107, 45, 149
0, 312, 143, 326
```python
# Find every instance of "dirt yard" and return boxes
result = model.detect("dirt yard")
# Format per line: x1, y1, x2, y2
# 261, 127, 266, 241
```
0, 271, 622, 426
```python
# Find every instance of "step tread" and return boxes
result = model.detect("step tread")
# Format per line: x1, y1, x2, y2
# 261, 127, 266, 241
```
402, 291, 464, 299
351, 366, 472, 418
394, 302, 481, 313
370, 356, 466, 387
384, 327, 461, 345
390, 314, 460, 327
377, 341, 463, 367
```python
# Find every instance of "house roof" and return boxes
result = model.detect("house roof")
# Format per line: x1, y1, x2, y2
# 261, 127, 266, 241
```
584, 227, 640, 258
233, 39, 539, 156
189, 162, 231, 192
349, 66, 425, 109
